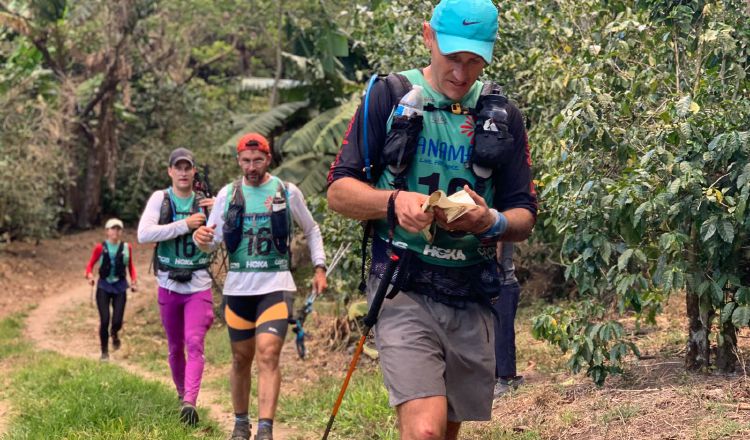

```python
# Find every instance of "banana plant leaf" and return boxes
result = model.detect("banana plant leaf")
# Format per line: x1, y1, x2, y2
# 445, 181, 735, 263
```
220, 100, 308, 155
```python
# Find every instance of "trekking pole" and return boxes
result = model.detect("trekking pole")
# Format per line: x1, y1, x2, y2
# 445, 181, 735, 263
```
293, 242, 352, 359
321, 253, 400, 440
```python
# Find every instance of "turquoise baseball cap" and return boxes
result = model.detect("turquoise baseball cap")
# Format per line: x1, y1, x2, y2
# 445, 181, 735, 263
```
429, 0, 499, 64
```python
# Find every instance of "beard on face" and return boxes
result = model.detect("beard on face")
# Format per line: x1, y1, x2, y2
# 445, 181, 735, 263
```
245, 170, 264, 183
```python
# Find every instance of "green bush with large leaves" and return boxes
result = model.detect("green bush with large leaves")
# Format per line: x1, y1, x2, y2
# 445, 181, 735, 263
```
494, 0, 750, 382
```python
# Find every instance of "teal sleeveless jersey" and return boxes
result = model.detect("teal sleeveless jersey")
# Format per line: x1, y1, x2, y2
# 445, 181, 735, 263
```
156, 189, 211, 270
100, 240, 130, 283
223, 176, 291, 273
374, 69, 495, 267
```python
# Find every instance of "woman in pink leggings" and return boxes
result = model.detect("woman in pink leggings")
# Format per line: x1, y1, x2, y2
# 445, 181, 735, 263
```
137, 148, 215, 426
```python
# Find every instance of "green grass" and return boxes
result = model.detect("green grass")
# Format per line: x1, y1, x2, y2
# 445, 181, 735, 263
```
6, 353, 223, 439
278, 368, 397, 440
693, 419, 747, 440
557, 409, 580, 427
599, 403, 641, 425
203, 323, 232, 366
0, 316, 223, 439
0, 314, 27, 360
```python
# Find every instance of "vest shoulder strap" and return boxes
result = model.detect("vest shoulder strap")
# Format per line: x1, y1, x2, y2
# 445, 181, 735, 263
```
158, 189, 172, 225
230, 179, 244, 206
383, 73, 412, 107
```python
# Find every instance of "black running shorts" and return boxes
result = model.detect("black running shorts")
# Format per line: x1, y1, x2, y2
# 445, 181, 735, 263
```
224, 292, 290, 342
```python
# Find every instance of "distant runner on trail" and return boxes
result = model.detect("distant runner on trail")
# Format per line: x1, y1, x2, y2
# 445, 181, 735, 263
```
327, 0, 537, 437
84, 218, 138, 362
193, 133, 327, 440
137, 147, 215, 426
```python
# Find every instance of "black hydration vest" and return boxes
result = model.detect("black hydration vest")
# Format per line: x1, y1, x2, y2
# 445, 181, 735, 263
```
364, 72, 515, 194
357, 72, 515, 307
222, 179, 292, 258
100, 241, 126, 280
152, 190, 207, 282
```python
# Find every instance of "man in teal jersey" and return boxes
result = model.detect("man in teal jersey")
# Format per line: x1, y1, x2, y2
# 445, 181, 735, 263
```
194, 133, 327, 440
328, 0, 537, 438
138, 147, 215, 425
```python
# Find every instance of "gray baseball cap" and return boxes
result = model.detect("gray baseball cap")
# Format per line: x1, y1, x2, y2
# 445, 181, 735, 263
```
169, 148, 195, 167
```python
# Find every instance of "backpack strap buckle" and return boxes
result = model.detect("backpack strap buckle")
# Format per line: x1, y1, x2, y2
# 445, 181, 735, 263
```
451, 103, 463, 115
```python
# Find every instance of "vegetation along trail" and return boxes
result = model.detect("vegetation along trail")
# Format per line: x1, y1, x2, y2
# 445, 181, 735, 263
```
17, 230, 298, 439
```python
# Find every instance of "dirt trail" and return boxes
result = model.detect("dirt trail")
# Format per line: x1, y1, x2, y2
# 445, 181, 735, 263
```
23, 254, 299, 439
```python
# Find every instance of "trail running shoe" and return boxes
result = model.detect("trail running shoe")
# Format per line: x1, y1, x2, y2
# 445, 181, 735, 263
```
112, 335, 121, 351
493, 375, 525, 398
229, 422, 251, 440
100, 352, 109, 361
255, 424, 273, 440
180, 403, 199, 426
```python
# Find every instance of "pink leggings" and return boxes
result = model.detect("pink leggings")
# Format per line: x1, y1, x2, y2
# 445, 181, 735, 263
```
158, 287, 214, 405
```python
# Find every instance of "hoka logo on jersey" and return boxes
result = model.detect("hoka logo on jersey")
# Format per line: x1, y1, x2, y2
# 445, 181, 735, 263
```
174, 258, 194, 266
246, 261, 269, 269
393, 241, 408, 250
478, 246, 497, 259
417, 137, 470, 164
423, 245, 466, 261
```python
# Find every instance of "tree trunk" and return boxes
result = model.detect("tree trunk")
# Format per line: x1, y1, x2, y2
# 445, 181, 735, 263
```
685, 226, 712, 370
72, 89, 119, 229
685, 287, 712, 371
269, 0, 284, 107
715, 319, 738, 373
74, 125, 105, 229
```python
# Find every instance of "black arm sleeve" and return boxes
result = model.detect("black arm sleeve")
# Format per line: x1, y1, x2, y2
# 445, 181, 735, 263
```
327, 80, 394, 185
492, 103, 538, 218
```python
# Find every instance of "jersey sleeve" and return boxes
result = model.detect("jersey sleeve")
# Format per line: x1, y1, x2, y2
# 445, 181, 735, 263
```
85, 243, 104, 277
137, 190, 190, 243
327, 80, 394, 185
287, 183, 326, 267
127, 243, 137, 282
492, 103, 538, 218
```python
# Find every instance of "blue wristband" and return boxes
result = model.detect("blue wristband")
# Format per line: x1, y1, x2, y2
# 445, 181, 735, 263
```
477, 209, 507, 239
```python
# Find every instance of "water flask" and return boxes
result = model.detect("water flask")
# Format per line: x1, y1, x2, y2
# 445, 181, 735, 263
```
271, 190, 289, 254
394, 85, 424, 117
272, 191, 285, 214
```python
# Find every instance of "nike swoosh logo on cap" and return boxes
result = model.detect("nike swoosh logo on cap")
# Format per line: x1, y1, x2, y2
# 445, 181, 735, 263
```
463, 19, 480, 25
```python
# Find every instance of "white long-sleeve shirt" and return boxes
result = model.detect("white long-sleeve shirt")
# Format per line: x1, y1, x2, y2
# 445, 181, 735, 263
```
197, 179, 326, 296
137, 190, 213, 294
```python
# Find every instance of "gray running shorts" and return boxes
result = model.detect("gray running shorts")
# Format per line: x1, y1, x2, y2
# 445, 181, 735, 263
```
366, 276, 495, 422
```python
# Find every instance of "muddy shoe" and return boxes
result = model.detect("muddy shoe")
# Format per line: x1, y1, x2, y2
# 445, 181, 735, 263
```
255, 424, 273, 440
229, 422, 251, 440
180, 403, 199, 426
